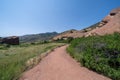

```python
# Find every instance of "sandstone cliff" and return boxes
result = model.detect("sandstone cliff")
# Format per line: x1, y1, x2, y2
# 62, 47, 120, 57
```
53, 7, 120, 40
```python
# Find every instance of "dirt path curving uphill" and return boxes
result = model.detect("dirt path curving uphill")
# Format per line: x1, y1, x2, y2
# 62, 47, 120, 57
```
20, 45, 111, 80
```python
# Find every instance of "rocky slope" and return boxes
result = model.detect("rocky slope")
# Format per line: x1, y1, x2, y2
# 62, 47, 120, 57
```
53, 23, 101, 40
53, 7, 120, 40
85, 7, 120, 36
53, 29, 84, 40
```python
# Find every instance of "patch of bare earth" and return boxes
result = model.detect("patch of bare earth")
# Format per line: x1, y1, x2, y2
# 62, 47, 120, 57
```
20, 45, 111, 80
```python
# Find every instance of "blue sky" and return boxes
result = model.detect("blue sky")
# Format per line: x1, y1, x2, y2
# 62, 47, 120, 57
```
0, 0, 120, 36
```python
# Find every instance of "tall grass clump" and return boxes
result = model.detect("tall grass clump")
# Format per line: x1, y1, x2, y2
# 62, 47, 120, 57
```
67, 33, 120, 80
0, 43, 64, 80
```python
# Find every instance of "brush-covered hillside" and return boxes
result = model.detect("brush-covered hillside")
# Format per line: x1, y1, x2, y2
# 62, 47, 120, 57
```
67, 33, 120, 80
20, 32, 58, 43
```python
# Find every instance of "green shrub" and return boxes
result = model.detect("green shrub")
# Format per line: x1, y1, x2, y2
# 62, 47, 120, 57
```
67, 33, 120, 80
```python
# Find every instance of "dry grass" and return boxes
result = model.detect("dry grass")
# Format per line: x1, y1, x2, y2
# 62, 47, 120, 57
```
0, 43, 64, 80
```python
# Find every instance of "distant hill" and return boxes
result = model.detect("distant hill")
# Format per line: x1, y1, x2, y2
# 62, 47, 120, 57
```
20, 32, 58, 43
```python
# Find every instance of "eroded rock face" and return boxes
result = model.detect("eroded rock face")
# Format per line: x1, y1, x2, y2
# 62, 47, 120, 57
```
99, 8, 120, 27
1, 36, 19, 45
87, 7, 120, 36
53, 7, 120, 39
110, 8, 120, 15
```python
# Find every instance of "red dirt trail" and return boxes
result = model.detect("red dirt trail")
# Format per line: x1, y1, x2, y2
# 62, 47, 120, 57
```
20, 45, 111, 80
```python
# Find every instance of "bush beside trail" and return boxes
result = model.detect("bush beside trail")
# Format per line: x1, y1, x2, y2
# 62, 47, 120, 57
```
67, 33, 120, 80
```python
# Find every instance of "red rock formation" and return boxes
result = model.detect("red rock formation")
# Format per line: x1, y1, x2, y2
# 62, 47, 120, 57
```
87, 7, 120, 36
2, 36, 19, 45
53, 7, 120, 39
53, 30, 84, 40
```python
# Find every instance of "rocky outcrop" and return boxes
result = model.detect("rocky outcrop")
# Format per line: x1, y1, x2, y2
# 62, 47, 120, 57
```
86, 7, 120, 36
53, 29, 84, 40
100, 7, 120, 27
0, 37, 2, 43
53, 7, 120, 39
53, 23, 101, 40
1, 36, 19, 45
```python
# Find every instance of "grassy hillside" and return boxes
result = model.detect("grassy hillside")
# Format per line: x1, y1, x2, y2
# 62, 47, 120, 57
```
0, 43, 64, 80
67, 33, 120, 80
20, 32, 58, 43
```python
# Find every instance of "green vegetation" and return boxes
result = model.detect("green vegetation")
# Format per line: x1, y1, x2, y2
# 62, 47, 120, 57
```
20, 32, 58, 43
54, 37, 74, 43
0, 44, 11, 50
0, 43, 64, 80
67, 33, 120, 80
